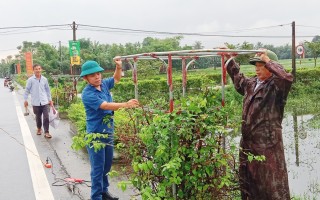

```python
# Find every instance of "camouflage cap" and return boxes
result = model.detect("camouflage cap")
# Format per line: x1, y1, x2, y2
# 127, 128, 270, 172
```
249, 50, 278, 65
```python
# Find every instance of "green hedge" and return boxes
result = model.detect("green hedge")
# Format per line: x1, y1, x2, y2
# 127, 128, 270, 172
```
78, 67, 320, 104
295, 68, 320, 82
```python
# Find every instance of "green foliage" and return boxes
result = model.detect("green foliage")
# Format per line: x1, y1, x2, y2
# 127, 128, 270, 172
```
141, 36, 184, 52
112, 73, 218, 104
51, 82, 78, 110
307, 114, 320, 129
3, 36, 320, 80
245, 152, 266, 163
295, 68, 320, 82
67, 101, 87, 149
68, 101, 114, 152
67, 102, 86, 127
305, 41, 320, 67
14, 73, 28, 88
120, 91, 241, 199
67, 63, 320, 198
286, 69, 320, 115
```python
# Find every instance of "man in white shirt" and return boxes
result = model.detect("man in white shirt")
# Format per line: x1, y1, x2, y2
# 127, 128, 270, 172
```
24, 64, 53, 138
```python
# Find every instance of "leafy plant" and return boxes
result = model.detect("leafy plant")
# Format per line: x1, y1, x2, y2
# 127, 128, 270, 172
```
68, 101, 109, 152
116, 90, 242, 199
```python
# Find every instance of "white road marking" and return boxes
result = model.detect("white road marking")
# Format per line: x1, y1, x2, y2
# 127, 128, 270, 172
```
13, 92, 54, 200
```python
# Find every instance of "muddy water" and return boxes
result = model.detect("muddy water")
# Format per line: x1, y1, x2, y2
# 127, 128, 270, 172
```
282, 114, 320, 199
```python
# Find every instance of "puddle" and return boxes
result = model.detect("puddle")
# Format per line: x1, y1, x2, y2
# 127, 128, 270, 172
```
283, 114, 320, 199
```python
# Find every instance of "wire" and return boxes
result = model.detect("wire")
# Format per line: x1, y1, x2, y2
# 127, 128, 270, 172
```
296, 25, 320, 29
0, 127, 90, 199
78, 23, 284, 37
77, 23, 317, 38
0, 24, 70, 30
0, 48, 18, 52
82, 29, 316, 38
0, 22, 318, 40
0, 127, 45, 165
0, 28, 70, 36
50, 155, 91, 188
202, 23, 291, 34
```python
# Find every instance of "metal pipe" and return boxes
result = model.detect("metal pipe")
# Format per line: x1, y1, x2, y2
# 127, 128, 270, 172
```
182, 58, 197, 97
221, 56, 225, 107
118, 49, 263, 59
168, 54, 173, 113
133, 58, 138, 100
182, 58, 187, 97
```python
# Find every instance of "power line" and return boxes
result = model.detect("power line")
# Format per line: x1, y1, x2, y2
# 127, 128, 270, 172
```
0, 48, 18, 52
296, 25, 320, 29
198, 23, 292, 34
0, 28, 70, 36
0, 22, 317, 39
78, 23, 315, 38
0, 24, 70, 30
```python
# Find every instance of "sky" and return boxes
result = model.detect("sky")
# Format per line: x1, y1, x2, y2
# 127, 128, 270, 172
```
0, 0, 319, 60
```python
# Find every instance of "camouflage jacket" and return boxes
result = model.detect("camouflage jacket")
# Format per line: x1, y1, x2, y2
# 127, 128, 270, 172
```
226, 60, 293, 200
226, 60, 293, 152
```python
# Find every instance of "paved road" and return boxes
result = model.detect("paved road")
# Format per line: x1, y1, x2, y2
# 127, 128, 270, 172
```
0, 79, 140, 200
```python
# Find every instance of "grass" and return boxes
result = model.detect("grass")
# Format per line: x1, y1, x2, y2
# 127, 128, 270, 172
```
120, 58, 319, 81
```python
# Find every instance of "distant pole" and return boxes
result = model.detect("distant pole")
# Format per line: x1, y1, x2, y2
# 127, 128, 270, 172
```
72, 21, 77, 41
59, 41, 62, 73
72, 21, 77, 75
292, 21, 296, 82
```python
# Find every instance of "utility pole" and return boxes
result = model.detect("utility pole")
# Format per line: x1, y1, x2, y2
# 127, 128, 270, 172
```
71, 21, 77, 75
72, 21, 77, 41
292, 21, 296, 82
59, 41, 62, 73
71, 21, 78, 97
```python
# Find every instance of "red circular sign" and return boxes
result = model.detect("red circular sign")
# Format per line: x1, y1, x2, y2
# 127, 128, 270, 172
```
296, 45, 304, 55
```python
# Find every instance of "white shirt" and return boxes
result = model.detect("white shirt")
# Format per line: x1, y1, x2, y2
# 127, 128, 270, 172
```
24, 75, 52, 106
254, 79, 264, 92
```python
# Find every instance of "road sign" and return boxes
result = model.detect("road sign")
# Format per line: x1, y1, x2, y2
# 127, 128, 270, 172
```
69, 41, 81, 65
296, 45, 304, 55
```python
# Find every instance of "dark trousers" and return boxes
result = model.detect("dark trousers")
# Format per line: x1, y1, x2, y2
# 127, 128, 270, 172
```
32, 104, 50, 133
87, 136, 114, 200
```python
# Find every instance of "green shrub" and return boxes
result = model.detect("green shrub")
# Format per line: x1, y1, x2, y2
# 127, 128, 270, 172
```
116, 91, 241, 199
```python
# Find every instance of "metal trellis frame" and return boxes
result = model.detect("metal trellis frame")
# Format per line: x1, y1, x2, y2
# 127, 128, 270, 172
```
115, 48, 263, 199
115, 49, 263, 110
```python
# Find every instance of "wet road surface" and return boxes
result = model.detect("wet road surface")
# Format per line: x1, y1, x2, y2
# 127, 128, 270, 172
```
0, 79, 140, 200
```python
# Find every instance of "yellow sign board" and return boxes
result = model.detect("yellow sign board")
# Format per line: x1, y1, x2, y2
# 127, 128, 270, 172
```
70, 56, 81, 65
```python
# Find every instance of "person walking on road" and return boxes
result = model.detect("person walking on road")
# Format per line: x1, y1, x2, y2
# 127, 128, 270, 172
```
80, 58, 139, 200
225, 49, 293, 200
24, 64, 53, 138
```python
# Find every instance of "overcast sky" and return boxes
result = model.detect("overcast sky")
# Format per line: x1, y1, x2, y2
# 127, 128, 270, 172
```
0, 0, 319, 60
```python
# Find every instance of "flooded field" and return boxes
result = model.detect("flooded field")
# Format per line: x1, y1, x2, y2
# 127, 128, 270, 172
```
283, 114, 320, 199
230, 113, 320, 199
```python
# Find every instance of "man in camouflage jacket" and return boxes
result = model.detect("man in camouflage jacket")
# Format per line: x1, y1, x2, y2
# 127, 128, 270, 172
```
226, 50, 293, 200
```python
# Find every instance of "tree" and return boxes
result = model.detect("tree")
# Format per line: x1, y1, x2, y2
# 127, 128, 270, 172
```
142, 36, 183, 52
305, 41, 320, 67
193, 41, 203, 49
312, 35, 320, 42
275, 44, 291, 60
227, 41, 254, 65
254, 42, 264, 49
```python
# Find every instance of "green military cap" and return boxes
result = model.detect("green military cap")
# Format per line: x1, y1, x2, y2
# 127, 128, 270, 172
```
249, 50, 278, 65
